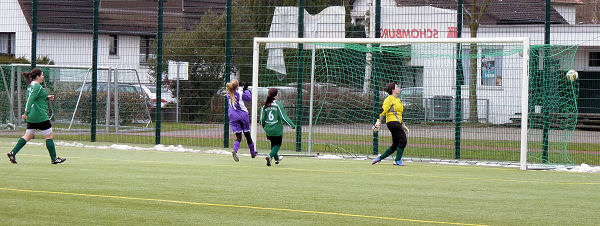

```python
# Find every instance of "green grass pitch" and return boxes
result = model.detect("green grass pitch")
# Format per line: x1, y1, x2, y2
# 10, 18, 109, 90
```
1, 137, 599, 225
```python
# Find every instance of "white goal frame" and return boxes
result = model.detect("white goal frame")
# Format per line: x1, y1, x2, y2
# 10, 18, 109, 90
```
251, 37, 531, 170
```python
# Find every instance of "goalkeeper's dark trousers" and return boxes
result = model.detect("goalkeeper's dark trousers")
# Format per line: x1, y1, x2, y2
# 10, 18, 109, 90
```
380, 121, 407, 161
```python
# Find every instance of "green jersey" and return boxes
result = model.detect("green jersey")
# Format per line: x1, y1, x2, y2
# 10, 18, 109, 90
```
259, 100, 295, 136
24, 82, 50, 123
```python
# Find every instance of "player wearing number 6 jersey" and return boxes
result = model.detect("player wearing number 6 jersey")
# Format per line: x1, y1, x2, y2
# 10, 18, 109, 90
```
259, 88, 295, 166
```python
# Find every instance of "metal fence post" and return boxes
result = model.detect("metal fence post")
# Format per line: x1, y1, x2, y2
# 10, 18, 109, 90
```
155, 0, 164, 145
10, 68, 16, 125
296, 0, 305, 152
31, 0, 37, 68
455, 0, 464, 159
114, 69, 119, 133
541, 0, 551, 163
91, 0, 99, 142
224, 0, 232, 148
372, 0, 381, 156
16, 67, 21, 125
176, 63, 180, 123
106, 68, 111, 131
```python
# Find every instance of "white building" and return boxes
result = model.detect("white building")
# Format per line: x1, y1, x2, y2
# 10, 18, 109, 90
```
348, 0, 596, 123
1, 0, 218, 83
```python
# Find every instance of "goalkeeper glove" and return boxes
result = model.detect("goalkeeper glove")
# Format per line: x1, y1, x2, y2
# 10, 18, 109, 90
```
372, 120, 381, 132
401, 122, 409, 134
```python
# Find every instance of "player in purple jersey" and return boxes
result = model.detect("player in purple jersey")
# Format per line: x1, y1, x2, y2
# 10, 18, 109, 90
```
226, 79, 256, 161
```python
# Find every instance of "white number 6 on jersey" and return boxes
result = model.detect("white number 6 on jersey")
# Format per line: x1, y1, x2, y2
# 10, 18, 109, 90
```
268, 111, 274, 120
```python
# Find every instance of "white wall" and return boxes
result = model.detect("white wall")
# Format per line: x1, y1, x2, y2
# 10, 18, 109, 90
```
553, 5, 577, 25
31, 33, 151, 83
37, 33, 92, 66
379, 6, 457, 39
370, 4, 518, 123
0, 0, 32, 58
367, 2, 600, 123
417, 22, 600, 124
407, 43, 525, 124
467, 24, 600, 46
0, 0, 152, 83
574, 46, 600, 72
470, 24, 600, 73
361, 5, 538, 124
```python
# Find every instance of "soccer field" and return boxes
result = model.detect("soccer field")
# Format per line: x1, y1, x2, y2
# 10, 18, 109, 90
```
1, 138, 599, 225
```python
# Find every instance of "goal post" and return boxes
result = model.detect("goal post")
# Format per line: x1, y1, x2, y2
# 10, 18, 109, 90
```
520, 39, 530, 170
250, 37, 562, 170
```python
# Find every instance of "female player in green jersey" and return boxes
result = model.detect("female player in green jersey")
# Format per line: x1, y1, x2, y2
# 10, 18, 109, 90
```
259, 88, 295, 166
372, 82, 409, 166
6, 68, 66, 164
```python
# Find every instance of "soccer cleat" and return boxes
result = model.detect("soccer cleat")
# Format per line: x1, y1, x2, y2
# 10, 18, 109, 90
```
265, 156, 271, 166
232, 152, 239, 162
251, 152, 257, 158
6, 152, 17, 164
51, 157, 66, 164
393, 160, 405, 166
371, 156, 382, 165
275, 156, 283, 164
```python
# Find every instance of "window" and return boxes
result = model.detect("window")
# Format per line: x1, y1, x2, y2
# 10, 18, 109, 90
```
589, 52, 600, 67
109, 35, 118, 56
480, 48, 502, 86
460, 46, 503, 87
0, 32, 15, 56
355, 18, 365, 25
139, 36, 155, 64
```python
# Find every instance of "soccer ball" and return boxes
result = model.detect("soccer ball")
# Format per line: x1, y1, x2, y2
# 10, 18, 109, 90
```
6, 123, 15, 130
566, 69, 578, 82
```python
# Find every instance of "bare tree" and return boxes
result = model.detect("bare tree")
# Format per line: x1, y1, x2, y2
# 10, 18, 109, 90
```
464, 0, 491, 123
577, 0, 600, 24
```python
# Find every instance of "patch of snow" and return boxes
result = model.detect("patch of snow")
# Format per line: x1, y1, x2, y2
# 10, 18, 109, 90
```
553, 164, 600, 173
316, 154, 343, 159
25, 142, 44, 146
204, 149, 232, 155
53, 141, 202, 153
155, 144, 202, 153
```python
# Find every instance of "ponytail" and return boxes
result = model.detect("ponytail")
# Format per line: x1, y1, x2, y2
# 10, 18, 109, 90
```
226, 79, 239, 108
22, 68, 43, 84
22, 72, 32, 84
263, 88, 278, 108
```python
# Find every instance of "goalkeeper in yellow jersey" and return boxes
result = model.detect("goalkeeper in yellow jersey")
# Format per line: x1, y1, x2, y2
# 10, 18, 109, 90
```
259, 88, 295, 166
372, 82, 409, 166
